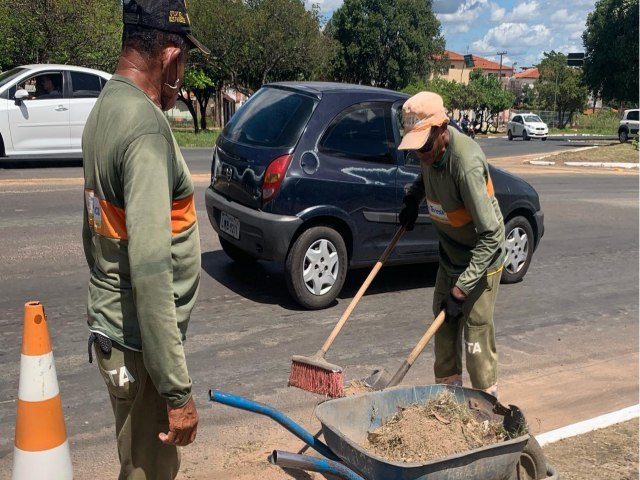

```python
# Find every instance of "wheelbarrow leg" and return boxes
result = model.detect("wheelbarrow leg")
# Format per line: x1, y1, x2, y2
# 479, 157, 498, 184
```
209, 389, 340, 461
269, 450, 365, 480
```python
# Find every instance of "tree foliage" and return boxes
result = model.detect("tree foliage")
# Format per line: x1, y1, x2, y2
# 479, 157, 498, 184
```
582, 0, 639, 107
327, 0, 446, 90
0, 0, 121, 72
190, 0, 334, 96
536, 51, 588, 128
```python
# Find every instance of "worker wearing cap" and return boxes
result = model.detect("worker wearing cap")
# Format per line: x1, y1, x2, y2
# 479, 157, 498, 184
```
397, 92, 505, 397
81, 0, 210, 477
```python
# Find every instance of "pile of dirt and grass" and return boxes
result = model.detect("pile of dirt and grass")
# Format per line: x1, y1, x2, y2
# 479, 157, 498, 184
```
361, 390, 510, 463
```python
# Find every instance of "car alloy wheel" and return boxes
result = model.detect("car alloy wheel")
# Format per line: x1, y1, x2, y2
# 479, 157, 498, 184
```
522, 129, 530, 141
285, 226, 348, 309
507, 130, 513, 141
501, 216, 534, 284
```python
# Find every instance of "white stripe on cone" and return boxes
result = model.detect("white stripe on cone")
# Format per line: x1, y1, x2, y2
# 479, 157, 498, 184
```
12, 441, 73, 480
18, 352, 59, 402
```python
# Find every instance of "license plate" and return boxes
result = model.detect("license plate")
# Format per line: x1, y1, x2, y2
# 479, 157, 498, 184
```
219, 211, 240, 239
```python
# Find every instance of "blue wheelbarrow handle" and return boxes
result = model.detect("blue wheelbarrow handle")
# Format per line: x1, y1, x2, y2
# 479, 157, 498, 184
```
209, 389, 340, 461
269, 450, 365, 480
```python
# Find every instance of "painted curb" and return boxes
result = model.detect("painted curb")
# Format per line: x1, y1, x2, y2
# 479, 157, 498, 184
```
528, 160, 556, 166
564, 162, 639, 169
536, 404, 640, 447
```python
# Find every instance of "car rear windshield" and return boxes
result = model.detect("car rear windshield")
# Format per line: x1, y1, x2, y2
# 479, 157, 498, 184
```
221, 87, 317, 148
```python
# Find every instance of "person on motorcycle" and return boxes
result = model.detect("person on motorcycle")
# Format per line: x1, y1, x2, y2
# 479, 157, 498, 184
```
461, 114, 473, 137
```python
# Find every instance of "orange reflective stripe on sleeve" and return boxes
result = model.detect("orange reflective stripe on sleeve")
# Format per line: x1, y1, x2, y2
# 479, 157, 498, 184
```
171, 194, 196, 235
96, 199, 128, 240
429, 174, 496, 228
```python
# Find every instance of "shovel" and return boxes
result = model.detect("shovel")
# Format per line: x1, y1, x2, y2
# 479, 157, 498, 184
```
363, 309, 446, 390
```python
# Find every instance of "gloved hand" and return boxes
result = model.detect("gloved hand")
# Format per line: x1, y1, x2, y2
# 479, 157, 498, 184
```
440, 290, 465, 323
399, 195, 419, 231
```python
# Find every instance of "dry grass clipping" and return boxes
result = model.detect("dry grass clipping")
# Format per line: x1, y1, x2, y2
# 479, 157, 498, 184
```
362, 390, 508, 463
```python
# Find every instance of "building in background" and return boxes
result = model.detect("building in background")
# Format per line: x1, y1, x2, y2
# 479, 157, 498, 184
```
435, 50, 514, 84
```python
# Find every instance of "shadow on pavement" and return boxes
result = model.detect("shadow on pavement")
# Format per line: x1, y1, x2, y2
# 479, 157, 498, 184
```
201, 250, 439, 311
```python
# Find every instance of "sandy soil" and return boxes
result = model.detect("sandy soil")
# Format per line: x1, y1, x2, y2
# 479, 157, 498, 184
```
543, 418, 638, 480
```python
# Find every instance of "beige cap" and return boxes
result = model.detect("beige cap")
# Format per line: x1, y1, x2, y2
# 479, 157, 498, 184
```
398, 91, 449, 150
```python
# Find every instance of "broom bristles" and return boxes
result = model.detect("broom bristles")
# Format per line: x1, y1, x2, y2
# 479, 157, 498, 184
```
289, 359, 344, 397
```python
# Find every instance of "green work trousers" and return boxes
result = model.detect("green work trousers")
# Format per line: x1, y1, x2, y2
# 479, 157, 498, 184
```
94, 341, 180, 480
432, 266, 501, 390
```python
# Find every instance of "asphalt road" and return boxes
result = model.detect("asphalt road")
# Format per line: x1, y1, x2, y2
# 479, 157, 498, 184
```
0, 146, 637, 478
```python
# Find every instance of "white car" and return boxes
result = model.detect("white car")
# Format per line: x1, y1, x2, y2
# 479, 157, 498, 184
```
618, 109, 639, 143
0, 64, 111, 158
507, 113, 548, 141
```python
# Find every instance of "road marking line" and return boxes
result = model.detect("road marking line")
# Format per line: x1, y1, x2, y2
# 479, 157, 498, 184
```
536, 404, 640, 446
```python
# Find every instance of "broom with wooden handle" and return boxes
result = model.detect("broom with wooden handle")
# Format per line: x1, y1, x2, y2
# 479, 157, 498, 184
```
288, 225, 406, 397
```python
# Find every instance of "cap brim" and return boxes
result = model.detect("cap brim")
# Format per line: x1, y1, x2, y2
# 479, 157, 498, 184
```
186, 34, 210, 55
398, 126, 432, 150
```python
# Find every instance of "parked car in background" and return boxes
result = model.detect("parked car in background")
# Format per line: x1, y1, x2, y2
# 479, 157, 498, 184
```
0, 64, 111, 159
618, 108, 639, 143
507, 113, 548, 141
205, 82, 545, 309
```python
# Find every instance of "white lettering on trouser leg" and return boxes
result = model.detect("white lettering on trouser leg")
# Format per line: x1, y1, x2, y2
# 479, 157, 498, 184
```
466, 342, 482, 354
102, 367, 135, 387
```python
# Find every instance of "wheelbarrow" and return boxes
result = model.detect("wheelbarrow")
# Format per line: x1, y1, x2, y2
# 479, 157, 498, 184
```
209, 385, 558, 480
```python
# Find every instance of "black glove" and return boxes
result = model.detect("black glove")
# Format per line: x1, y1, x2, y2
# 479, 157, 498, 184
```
399, 195, 419, 231
440, 291, 465, 323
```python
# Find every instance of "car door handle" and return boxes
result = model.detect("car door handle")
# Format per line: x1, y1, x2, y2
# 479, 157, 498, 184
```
55, 105, 68, 111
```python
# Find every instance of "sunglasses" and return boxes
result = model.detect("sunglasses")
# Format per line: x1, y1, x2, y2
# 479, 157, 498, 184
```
417, 127, 440, 153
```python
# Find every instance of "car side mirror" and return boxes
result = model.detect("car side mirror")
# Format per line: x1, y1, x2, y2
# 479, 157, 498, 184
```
14, 89, 29, 105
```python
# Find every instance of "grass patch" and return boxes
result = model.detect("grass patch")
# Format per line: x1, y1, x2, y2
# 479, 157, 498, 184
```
552, 142, 639, 163
172, 129, 220, 148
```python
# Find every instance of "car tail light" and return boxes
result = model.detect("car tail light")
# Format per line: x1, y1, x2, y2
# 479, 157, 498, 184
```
262, 154, 293, 202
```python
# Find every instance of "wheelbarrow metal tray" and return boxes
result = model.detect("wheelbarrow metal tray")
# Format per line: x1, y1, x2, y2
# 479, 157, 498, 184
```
315, 385, 529, 480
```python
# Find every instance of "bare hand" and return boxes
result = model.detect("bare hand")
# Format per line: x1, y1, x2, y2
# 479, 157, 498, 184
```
159, 396, 198, 446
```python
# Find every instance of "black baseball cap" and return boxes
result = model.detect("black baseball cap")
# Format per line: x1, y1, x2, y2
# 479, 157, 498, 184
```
123, 0, 210, 55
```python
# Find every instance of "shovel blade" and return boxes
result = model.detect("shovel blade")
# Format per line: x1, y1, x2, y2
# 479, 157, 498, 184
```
362, 368, 392, 390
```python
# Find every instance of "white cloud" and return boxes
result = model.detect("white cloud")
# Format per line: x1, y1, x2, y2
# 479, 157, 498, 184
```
489, 3, 506, 21
438, 0, 489, 24
503, 1, 540, 21
471, 22, 551, 55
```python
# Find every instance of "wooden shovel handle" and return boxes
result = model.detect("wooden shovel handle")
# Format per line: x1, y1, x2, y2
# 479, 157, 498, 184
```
320, 226, 406, 354
385, 310, 446, 388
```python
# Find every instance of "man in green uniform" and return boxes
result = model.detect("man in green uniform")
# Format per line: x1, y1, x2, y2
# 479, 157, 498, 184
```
82, 1, 209, 478
398, 92, 505, 397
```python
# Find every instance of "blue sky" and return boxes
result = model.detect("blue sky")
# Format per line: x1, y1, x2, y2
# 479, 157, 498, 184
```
310, 0, 596, 71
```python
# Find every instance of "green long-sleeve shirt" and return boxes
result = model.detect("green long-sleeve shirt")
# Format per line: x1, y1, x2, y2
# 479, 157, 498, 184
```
406, 126, 505, 295
82, 75, 200, 408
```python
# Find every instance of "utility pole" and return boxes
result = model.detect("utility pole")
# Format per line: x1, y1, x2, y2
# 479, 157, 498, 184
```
497, 51, 507, 80
496, 51, 507, 129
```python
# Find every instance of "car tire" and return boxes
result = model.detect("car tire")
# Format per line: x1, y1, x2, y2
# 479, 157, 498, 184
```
285, 226, 348, 310
501, 216, 534, 284
507, 130, 513, 141
219, 236, 257, 264
619, 129, 629, 143
541, 137, 547, 142
514, 435, 548, 480
522, 130, 530, 141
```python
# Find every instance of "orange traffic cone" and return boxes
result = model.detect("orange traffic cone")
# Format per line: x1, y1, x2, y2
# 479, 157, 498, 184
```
12, 301, 73, 479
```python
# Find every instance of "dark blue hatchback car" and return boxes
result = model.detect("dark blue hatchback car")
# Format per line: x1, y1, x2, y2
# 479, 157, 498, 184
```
205, 82, 544, 309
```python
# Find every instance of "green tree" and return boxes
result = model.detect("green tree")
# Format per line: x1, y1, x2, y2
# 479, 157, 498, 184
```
466, 70, 514, 133
0, 0, 121, 72
327, 0, 446, 90
536, 51, 588, 128
582, 0, 639, 107
192, 0, 333, 96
